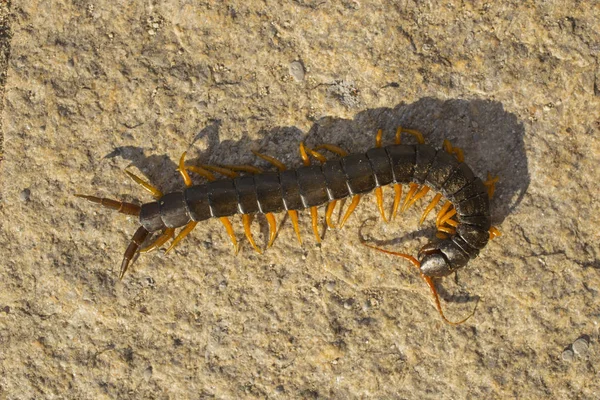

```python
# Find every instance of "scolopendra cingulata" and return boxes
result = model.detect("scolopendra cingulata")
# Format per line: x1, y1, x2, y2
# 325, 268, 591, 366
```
76, 127, 501, 324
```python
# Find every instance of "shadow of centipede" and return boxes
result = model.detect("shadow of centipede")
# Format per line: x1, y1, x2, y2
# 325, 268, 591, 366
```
103, 97, 528, 307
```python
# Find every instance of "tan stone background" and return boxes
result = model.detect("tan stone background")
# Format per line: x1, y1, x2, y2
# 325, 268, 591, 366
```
1, 1, 599, 399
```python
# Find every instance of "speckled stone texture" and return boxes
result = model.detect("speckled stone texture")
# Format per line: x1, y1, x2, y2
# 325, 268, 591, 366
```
1, 1, 599, 399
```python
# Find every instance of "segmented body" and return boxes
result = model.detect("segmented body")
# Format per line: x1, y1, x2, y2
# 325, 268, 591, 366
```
140, 143, 491, 277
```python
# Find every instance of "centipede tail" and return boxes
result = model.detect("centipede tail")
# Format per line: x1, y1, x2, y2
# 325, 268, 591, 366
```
77, 126, 500, 324
120, 226, 150, 280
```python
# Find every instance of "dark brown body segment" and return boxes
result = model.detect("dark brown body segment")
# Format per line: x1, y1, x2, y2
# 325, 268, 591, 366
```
342, 154, 377, 194
234, 176, 260, 214
280, 169, 303, 210
255, 173, 285, 213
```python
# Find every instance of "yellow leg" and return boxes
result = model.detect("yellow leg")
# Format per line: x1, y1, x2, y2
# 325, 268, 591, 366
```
401, 183, 419, 213
186, 165, 216, 181
252, 150, 287, 171
374, 129, 388, 222
489, 226, 502, 240
299, 142, 311, 166
439, 208, 457, 227
166, 221, 198, 254
140, 228, 175, 253
242, 214, 262, 254
375, 187, 388, 222
454, 148, 464, 163
419, 193, 442, 225
443, 139, 452, 154
265, 213, 277, 247
300, 142, 322, 243
403, 128, 425, 144
224, 165, 264, 175
288, 210, 302, 245
219, 217, 239, 254
484, 172, 499, 199
304, 146, 328, 163
340, 195, 361, 228
392, 184, 402, 220
436, 201, 453, 227
178, 152, 193, 187
325, 201, 337, 228
201, 164, 238, 179
376, 129, 383, 147
437, 226, 456, 235
125, 170, 163, 199
314, 143, 349, 157
403, 185, 430, 212
443, 139, 465, 163
310, 207, 321, 243
395, 127, 402, 144
444, 218, 459, 228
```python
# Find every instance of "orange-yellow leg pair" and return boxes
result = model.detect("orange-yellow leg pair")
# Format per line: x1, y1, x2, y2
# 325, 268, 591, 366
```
377, 128, 432, 222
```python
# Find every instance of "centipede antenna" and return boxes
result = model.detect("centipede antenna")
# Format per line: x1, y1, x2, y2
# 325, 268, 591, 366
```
120, 226, 150, 280
421, 275, 478, 326
74, 194, 141, 216
362, 242, 477, 325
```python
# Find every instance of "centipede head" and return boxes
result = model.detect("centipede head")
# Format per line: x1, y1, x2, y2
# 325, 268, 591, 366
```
418, 242, 453, 278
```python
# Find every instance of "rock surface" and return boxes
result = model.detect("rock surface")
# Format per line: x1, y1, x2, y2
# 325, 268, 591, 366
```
1, 1, 599, 398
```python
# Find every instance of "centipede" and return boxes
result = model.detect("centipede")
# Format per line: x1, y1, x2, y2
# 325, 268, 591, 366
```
77, 127, 501, 324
